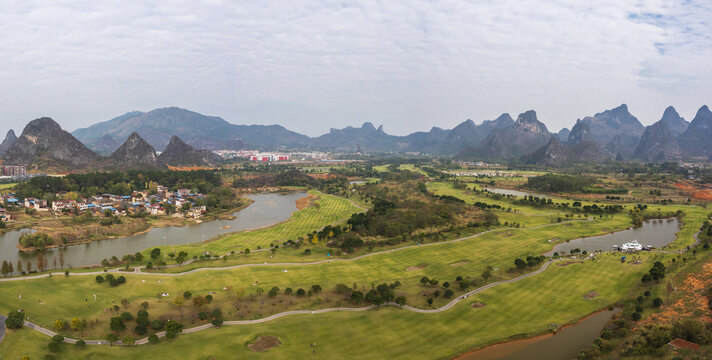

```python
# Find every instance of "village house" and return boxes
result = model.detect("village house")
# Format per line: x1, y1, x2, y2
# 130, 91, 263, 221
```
52, 200, 77, 212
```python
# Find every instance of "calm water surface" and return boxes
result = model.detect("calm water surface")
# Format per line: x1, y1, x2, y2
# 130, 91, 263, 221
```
545, 218, 680, 256
458, 309, 619, 360
0, 192, 304, 269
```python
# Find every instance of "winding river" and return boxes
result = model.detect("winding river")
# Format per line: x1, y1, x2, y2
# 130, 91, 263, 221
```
0, 192, 304, 270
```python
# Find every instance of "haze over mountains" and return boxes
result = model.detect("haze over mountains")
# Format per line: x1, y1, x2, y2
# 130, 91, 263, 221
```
1, 104, 711, 169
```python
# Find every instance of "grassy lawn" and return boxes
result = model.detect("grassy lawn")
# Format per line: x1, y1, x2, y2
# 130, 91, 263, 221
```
0, 181, 707, 359
137, 190, 362, 260
0, 253, 653, 360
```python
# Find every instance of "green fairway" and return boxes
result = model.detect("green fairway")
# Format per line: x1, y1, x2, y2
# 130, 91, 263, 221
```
0, 254, 652, 360
0, 181, 708, 360
141, 190, 363, 259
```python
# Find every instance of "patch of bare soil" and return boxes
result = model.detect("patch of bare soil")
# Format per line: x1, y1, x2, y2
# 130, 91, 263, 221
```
296, 194, 318, 210
470, 302, 486, 308
557, 260, 583, 267
450, 261, 471, 267
630, 260, 642, 265
548, 238, 559, 243
406, 264, 428, 271
248, 336, 281, 352
583, 291, 599, 300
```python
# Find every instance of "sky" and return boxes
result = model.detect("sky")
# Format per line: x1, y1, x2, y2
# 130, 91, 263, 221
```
0, 0, 710, 139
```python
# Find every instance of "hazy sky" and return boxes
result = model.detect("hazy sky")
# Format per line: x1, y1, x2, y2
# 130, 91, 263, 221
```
0, 0, 710, 138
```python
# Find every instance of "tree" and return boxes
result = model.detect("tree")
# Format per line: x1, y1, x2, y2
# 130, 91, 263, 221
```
121, 298, 130, 309
183, 291, 192, 299
75, 340, 86, 349
444, 289, 454, 298
649, 261, 666, 281
268, 287, 280, 297
192, 295, 208, 308
6, 310, 25, 329
134, 252, 144, 263
148, 334, 159, 344
71, 318, 86, 337
311, 284, 322, 293
165, 320, 183, 338
119, 312, 133, 322
176, 251, 188, 264
48, 340, 61, 353
395, 296, 406, 307
109, 317, 125, 334
150, 248, 161, 260
296, 288, 306, 297
1, 260, 9, 277
460, 279, 470, 290
151, 320, 164, 331
53, 320, 65, 332
351, 291, 364, 303
122, 336, 135, 347
106, 333, 119, 346
653, 297, 664, 307
205, 295, 213, 303
173, 296, 184, 311
244, 248, 250, 255
631, 312, 642, 321
514, 258, 527, 270
482, 265, 494, 282
212, 318, 224, 327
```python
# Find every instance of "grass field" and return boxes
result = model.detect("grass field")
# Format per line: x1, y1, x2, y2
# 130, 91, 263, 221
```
0, 254, 653, 360
0, 181, 708, 360
139, 190, 363, 260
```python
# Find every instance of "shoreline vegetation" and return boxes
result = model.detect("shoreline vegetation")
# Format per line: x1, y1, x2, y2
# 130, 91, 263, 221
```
12, 196, 255, 252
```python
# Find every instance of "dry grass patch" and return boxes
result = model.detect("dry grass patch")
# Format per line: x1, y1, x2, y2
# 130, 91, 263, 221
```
557, 261, 583, 267
248, 335, 281, 352
470, 302, 486, 308
450, 260, 471, 267
406, 264, 428, 271
583, 291, 599, 299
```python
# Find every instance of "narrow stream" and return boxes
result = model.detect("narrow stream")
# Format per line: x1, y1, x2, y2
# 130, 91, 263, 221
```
457, 309, 619, 360
0, 192, 304, 270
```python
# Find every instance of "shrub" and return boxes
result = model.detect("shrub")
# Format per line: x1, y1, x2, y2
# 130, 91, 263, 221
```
198, 312, 208, 321
631, 312, 642, 321
95, 275, 104, 283
48, 341, 61, 353
151, 320, 164, 330
75, 340, 86, 349
183, 291, 192, 299
148, 334, 159, 344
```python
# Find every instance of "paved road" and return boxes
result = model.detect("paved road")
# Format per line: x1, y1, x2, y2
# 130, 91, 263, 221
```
0, 315, 5, 345
16, 260, 555, 347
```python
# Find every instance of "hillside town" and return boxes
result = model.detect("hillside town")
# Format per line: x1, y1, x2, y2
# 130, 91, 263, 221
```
0, 184, 207, 222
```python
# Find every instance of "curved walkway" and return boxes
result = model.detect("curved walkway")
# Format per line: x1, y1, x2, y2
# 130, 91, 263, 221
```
0, 315, 5, 344
14, 260, 554, 346
0, 218, 589, 282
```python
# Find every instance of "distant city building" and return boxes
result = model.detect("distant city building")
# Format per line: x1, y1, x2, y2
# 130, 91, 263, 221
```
1, 165, 27, 177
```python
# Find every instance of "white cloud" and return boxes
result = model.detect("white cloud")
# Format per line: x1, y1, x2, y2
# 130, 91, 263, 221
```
0, 0, 709, 139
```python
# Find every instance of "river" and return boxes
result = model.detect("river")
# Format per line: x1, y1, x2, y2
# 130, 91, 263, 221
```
457, 309, 619, 360
545, 218, 680, 256
0, 192, 304, 270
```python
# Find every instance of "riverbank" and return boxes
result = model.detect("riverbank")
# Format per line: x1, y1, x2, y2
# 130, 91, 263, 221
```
11, 197, 255, 252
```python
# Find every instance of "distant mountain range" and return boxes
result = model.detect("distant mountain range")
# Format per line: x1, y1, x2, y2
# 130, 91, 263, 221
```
1, 118, 221, 169
2, 103, 711, 168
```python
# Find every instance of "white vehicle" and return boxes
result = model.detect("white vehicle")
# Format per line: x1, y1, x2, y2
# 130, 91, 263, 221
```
620, 240, 643, 251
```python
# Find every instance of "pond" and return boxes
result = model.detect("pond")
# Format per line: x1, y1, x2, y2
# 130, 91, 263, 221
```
0, 192, 304, 270
545, 218, 680, 256
457, 308, 619, 360
483, 187, 555, 199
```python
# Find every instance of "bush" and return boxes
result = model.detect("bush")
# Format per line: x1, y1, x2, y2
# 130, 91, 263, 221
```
109, 278, 119, 287
653, 297, 663, 307
120, 312, 133, 322
212, 318, 223, 327
183, 291, 192, 299
296, 288, 306, 297
6, 310, 25, 329
631, 312, 642, 321
134, 324, 147, 335
105, 274, 114, 281
148, 334, 159, 344
151, 319, 164, 330
205, 295, 213, 303
95, 275, 104, 283
198, 312, 208, 321
75, 339, 86, 349
51, 335, 64, 343
48, 341, 61, 353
